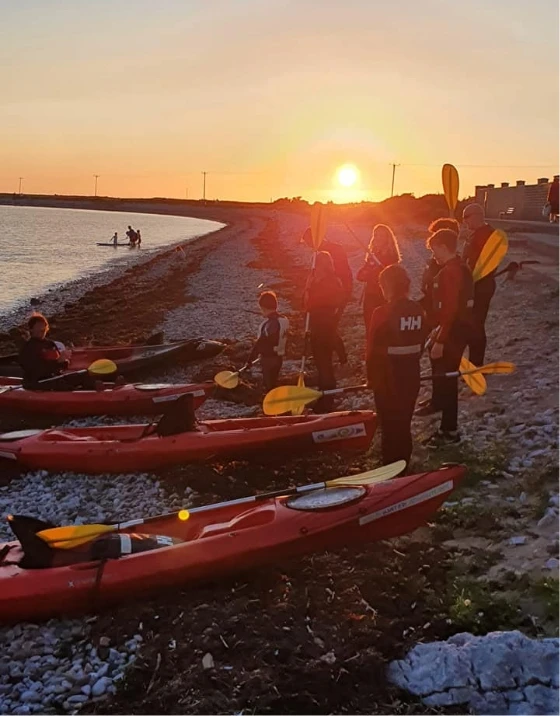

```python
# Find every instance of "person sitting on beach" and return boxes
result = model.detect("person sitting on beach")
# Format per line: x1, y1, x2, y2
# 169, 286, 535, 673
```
19, 313, 71, 389
112, 232, 118, 246
244, 291, 290, 392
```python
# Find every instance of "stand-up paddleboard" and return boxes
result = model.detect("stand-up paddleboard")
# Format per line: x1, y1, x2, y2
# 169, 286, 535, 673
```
96, 242, 131, 247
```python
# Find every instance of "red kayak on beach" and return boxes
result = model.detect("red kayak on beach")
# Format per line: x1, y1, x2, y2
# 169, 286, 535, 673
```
0, 339, 225, 378
0, 380, 213, 417
0, 464, 465, 623
0, 411, 376, 474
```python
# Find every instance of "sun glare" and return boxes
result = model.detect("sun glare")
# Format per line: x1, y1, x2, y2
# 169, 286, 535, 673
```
337, 164, 359, 188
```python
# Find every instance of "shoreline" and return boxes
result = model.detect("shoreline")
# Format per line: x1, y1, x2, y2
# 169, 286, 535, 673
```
0, 208, 557, 715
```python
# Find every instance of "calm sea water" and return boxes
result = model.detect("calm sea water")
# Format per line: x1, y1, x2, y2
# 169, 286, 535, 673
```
0, 205, 224, 316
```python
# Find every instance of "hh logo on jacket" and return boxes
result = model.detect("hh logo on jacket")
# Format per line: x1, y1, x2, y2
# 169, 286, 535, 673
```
400, 315, 423, 331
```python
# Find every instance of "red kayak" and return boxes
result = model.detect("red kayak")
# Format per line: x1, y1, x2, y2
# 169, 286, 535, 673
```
0, 339, 225, 378
0, 464, 464, 623
0, 380, 212, 417
0, 411, 376, 474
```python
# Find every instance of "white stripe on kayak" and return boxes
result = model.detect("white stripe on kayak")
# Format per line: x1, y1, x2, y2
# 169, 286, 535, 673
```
358, 480, 454, 526
119, 534, 133, 554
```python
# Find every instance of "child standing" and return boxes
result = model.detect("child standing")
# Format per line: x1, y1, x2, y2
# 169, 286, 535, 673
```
245, 291, 289, 391
366, 265, 427, 468
423, 229, 474, 448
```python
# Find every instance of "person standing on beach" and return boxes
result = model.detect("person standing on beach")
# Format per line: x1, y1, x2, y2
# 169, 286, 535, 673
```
136, 230, 142, 246
244, 291, 289, 391
304, 251, 345, 412
461, 203, 496, 366
112, 232, 118, 247
301, 228, 351, 364
126, 226, 137, 246
421, 229, 474, 448
356, 223, 401, 332
547, 176, 559, 223
366, 265, 427, 468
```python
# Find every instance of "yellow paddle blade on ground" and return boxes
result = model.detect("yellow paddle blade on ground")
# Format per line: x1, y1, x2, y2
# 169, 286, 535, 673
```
472, 230, 508, 282
326, 460, 406, 487
459, 356, 487, 396
442, 164, 459, 213
310, 202, 328, 250
264, 383, 322, 416
88, 359, 118, 376
214, 370, 240, 389
38, 523, 115, 549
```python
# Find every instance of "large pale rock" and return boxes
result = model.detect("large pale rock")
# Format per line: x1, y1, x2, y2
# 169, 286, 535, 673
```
387, 631, 559, 715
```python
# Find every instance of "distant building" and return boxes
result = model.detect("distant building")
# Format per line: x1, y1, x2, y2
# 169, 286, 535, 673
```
474, 175, 559, 221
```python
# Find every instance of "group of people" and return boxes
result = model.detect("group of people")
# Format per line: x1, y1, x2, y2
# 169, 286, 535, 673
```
111, 226, 142, 247
245, 202, 499, 468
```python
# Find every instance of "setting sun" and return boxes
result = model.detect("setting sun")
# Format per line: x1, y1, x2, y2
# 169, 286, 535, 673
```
337, 164, 359, 188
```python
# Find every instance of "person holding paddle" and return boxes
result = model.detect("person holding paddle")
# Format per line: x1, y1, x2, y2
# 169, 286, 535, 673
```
422, 229, 474, 448
366, 265, 427, 468
304, 251, 345, 412
302, 227, 351, 364
356, 224, 401, 331
461, 203, 496, 366
419, 218, 459, 317
244, 291, 289, 391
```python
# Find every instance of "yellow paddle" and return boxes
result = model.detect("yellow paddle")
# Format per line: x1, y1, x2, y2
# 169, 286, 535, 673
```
214, 359, 259, 390
472, 229, 508, 282
458, 356, 487, 395
36, 460, 406, 549
37, 358, 118, 386
264, 383, 368, 416
442, 163, 459, 217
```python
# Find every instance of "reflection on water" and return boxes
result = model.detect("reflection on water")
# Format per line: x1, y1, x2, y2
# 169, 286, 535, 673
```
0, 205, 223, 315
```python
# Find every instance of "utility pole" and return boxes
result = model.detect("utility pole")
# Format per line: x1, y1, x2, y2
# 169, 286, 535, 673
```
18, 177, 23, 194
185, 187, 189, 200
93, 174, 100, 197
390, 163, 400, 197
201, 171, 207, 200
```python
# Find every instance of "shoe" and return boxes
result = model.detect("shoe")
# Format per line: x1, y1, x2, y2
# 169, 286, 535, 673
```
415, 402, 441, 417
426, 430, 461, 449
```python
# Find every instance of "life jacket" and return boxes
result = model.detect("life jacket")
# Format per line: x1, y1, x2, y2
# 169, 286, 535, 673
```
256, 313, 289, 357
432, 258, 474, 326
5, 514, 182, 570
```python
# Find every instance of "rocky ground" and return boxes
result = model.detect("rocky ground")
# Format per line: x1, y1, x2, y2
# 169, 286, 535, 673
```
0, 208, 557, 714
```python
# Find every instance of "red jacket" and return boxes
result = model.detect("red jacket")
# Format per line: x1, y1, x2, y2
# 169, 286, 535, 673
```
321, 241, 353, 298
432, 257, 474, 343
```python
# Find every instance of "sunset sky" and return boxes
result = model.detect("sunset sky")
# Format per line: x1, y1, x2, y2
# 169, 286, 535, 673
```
2, 0, 558, 203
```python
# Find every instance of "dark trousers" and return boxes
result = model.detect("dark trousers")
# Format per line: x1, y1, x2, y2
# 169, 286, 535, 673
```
374, 364, 420, 468
311, 333, 336, 413
431, 329, 469, 433
333, 303, 348, 364
260, 355, 283, 392
468, 277, 495, 366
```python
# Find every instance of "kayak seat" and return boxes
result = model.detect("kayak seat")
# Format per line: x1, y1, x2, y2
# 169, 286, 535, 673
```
197, 507, 275, 539
44, 431, 96, 443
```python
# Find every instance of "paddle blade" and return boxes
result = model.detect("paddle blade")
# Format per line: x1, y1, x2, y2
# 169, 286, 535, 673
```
292, 373, 306, 416
214, 370, 239, 389
263, 384, 322, 416
310, 202, 327, 250
88, 359, 118, 376
472, 230, 508, 282
327, 460, 406, 487
459, 356, 487, 395
442, 164, 459, 213
38, 523, 114, 549
478, 361, 516, 375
